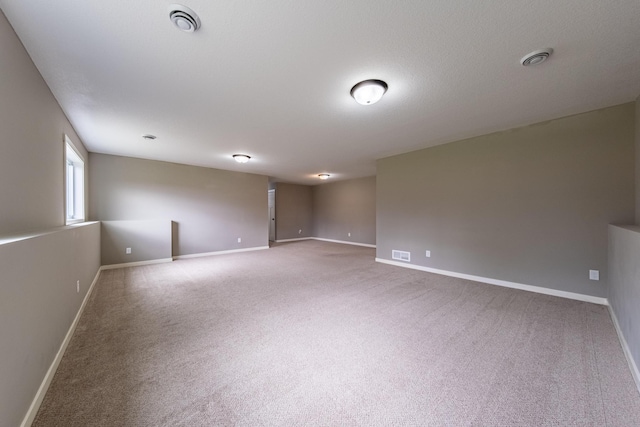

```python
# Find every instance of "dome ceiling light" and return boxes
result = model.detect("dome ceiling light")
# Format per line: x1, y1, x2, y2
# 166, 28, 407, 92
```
318, 174, 330, 180
521, 48, 553, 66
233, 154, 251, 163
169, 4, 201, 33
350, 79, 388, 105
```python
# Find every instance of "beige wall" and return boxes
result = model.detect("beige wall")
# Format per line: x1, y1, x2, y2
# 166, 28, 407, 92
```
0, 11, 88, 235
636, 95, 640, 225
90, 154, 268, 260
101, 220, 172, 266
312, 176, 376, 245
0, 224, 100, 427
608, 95, 640, 390
608, 225, 640, 384
377, 103, 635, 298
274, 183, 313, 240
0, 12, 100, 427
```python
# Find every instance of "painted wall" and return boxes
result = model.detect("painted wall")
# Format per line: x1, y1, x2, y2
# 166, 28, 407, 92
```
607, 95, 640, 389
0, 11, 88, 235
636, 95, 640, 225
101, 220, 172, 266
608, 225, 640, 386
377, 103, 635, 298
89, 154, 268, 260
0, 224, 100, 427
0, 12, 100, 427
312, 176, 376, 245
274, 183, 313, 240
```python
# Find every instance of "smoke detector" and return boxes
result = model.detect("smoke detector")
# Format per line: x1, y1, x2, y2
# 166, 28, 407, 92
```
521, 48, 553, 66
169, 4, 201, 33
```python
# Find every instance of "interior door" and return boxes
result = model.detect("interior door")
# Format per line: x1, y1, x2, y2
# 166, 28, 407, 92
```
268, 190, 275, 241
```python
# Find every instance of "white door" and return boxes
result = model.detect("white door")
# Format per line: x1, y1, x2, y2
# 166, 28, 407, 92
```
268, 190, 276, 241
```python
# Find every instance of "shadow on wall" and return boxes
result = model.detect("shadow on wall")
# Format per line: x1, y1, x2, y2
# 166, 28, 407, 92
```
100, 220, 172, 266
172, 221, 179, 258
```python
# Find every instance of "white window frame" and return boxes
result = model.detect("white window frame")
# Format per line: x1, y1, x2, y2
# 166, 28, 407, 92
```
65, 135, 85, 224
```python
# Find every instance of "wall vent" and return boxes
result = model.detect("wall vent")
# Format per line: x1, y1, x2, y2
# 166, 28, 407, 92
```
392, 250, 410, 262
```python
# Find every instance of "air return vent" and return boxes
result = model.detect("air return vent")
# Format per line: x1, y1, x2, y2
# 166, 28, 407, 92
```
392, 250, 410, 262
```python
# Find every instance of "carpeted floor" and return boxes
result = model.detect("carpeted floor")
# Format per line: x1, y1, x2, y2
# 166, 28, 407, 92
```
33, 240, 640, 426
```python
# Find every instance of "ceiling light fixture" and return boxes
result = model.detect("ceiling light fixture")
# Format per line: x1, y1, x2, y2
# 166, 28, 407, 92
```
142, 134, 157, 140
233, 154, 251, 163
169, 4, 201, 33
521, 48, 553, 66
318, 174, 330, 180
350, 79, 388, 105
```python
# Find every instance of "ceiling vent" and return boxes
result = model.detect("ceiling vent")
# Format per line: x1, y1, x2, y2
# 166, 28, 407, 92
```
521, 48, 553, 66
169, 5, 201, 33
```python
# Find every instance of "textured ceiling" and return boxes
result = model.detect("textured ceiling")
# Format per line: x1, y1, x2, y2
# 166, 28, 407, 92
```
1, 0, 639, 184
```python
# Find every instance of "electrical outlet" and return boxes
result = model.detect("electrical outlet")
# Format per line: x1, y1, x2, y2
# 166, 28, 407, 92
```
237, 237, 241, 243
589, 270, 599, 281
126, 247, 131, 254
348, 232, 351, 237
426, 250, 431, 258
298, 229, 302, 234
76, 280, 80, 293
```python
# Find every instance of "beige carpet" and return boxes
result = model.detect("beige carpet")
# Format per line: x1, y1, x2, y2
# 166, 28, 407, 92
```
33, 240, 640, 426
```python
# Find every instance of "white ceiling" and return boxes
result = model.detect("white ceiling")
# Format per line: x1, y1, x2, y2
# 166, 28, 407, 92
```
1, 0, 639, 184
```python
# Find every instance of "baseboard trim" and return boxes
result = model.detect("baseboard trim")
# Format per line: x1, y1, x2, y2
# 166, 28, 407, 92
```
375, 258, 608, 305
608, 305, 640, 395
311, 237, 376, 248
173, 246, 269, 260
20, 267, 102, 427
100, 258, 173, 270
275, 237, 376, 248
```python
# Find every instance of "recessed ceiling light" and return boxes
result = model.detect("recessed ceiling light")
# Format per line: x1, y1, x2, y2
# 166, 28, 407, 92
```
521, 48, 553, 66
233, 154, 251, 163
142, 134, 156, 140
318, 173, 330, 180
350, 79, 388, 105
169, 4, 201, 33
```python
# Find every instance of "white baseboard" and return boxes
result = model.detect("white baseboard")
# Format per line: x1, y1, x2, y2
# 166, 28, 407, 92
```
608, 305, 640, 395
100, 258, 173, 270
275, 237, 376, 248
173, 246, 269, 260
375, 258, 608, 305
312, 237, 376, 248
20, 268, 102, 427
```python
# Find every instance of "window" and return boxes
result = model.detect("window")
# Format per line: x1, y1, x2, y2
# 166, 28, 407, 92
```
65, 135, 85, 224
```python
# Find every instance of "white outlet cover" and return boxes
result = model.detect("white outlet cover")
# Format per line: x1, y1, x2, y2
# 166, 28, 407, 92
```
426, 250, 431, 258
589, 270, 600, 281
126, 247, 131, 254
348, 233, 351, 237
238, 238, 241, 243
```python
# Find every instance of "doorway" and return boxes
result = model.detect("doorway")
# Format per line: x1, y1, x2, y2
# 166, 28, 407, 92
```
268, 189, 275, 242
